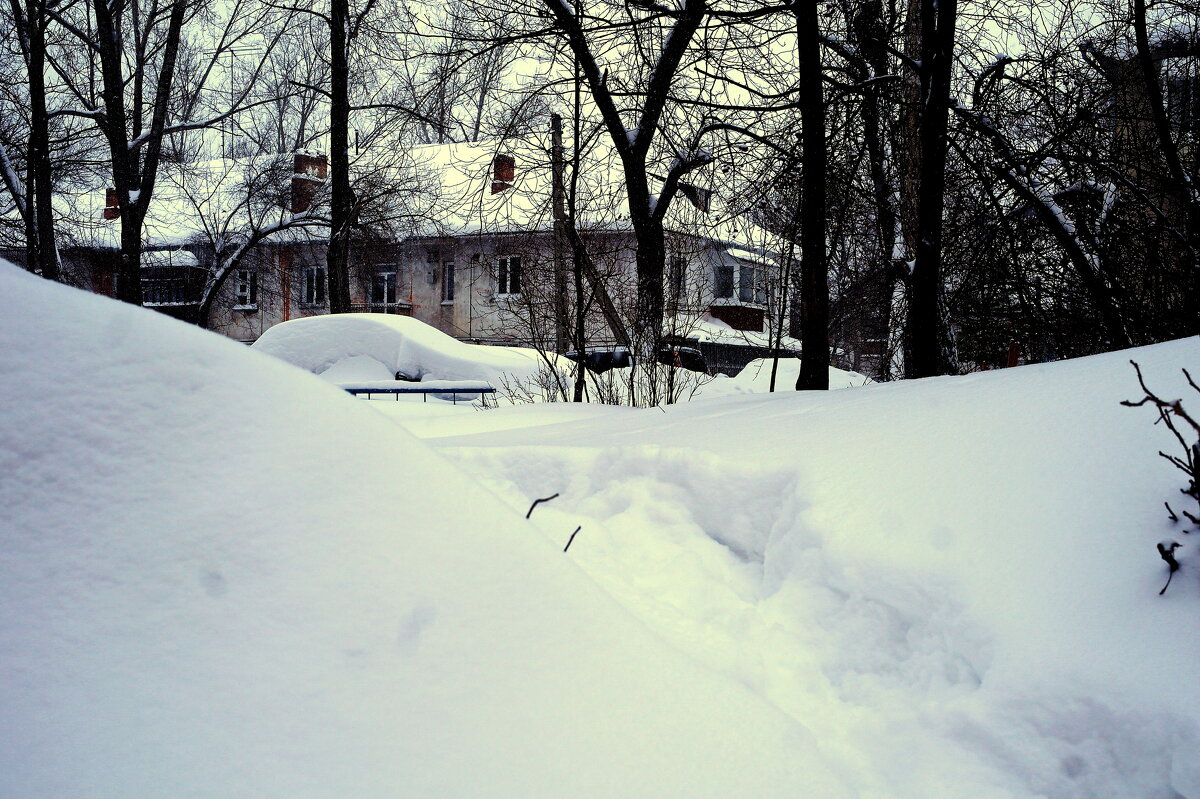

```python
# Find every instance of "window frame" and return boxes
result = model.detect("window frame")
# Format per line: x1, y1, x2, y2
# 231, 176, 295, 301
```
234, 268, 258, 309
371, 268, 398, 307
737, 261, 767, 305
141, 266, 191, 307
668, 256, 686, 303
713, 261, 735, 300
496, 255, 522, 296
441, 259, 456, 303
302, 266, 327, 307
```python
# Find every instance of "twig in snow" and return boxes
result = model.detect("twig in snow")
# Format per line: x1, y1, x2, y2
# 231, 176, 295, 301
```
526, 493, 560, 519
1123, 361, 1200, 531
1157, 541, 1182, 595
563, 526, 582, 553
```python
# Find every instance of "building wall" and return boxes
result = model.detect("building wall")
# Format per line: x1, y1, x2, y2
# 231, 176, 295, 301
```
15, 227, 778, 355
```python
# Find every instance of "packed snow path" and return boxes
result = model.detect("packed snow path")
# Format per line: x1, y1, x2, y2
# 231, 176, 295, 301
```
403, 339, 1200, 799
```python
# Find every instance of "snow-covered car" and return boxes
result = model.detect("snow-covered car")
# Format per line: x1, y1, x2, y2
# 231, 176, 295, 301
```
251, 314, 572, 400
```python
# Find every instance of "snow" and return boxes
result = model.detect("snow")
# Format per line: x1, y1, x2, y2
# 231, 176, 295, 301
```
685, 314, 800, 350
3, 259, 1199, 798
694, 357, 871, 397
414, 339, 1200, 799
0, 261, 849, 798
315, 352, 394, 382
251, 312, 572, 400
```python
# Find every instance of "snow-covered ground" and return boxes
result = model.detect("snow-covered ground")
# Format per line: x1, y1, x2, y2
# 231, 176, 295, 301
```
2, 259, 1198, 798
418, 339, 1200, 798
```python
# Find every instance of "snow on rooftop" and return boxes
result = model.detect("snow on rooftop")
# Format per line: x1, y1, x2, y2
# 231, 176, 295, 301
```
52, 137, 784, 256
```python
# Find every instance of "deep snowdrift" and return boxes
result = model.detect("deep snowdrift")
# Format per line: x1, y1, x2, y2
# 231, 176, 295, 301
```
423, 337, 1200, 799
4, 257, 1197, 799
694, 356, 872, 397
251, 312, 570, 397
0, 263, 850, 798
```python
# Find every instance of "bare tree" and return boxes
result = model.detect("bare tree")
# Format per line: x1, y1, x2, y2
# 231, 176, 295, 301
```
3, 0, 60, 279
47, 0, 289, 305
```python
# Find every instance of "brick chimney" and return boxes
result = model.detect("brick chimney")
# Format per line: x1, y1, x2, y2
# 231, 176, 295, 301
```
291, 152, 328, 214
103, 188, 119, 220
491, 154, 515, 194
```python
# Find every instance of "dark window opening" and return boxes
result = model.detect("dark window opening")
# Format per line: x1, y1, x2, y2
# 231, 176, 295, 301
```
372, 270, 397, 306
714, 262, 735, 299
142, 267, 193, 306
303, 266, 326, 306
235, 269, 258, 308
669, 256, 686, 305
497, 255, 522, 295
442, 261, 456, 302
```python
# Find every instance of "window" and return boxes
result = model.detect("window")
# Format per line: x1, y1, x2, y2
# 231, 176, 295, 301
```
737, 263, 756, 303
441, 260, 455, 302
714, 262, 735, 299
496, 255, 521, 296
235, 269, 258, 308
303, 266, 326, 306
371, 270, 397, 306
738, 262, 767, 305
1165, 73, 1198, 128
141, 249, 199, 306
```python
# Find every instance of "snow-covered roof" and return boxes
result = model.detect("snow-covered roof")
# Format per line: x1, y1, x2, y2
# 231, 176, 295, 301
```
55, 153, 324, 251
50, 137, 786, 258
684, 315, 799, 350
400, 139, 785, 257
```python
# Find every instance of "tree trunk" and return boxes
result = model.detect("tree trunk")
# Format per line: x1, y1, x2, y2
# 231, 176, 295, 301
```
92, 0, 186, 306
631, 217, 666, 361
92, 0, 140, 304
25, 0, 58, 280
795, 0, 829, 390
1131, 0, 1200, 334
327, 0, 354, 314
854, 0, 899, 380
551, 114, 571, 353
906, 0, 957, 378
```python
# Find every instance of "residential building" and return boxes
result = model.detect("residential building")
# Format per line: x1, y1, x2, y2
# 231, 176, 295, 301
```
11, 137, 794, 374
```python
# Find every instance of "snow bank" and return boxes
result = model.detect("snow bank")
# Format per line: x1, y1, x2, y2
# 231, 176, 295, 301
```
686, 314, 801, 350
695, 357, 871, 398
0, 262, 851, 798
427, 337, 1200, 799
251, 312, 570, 399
